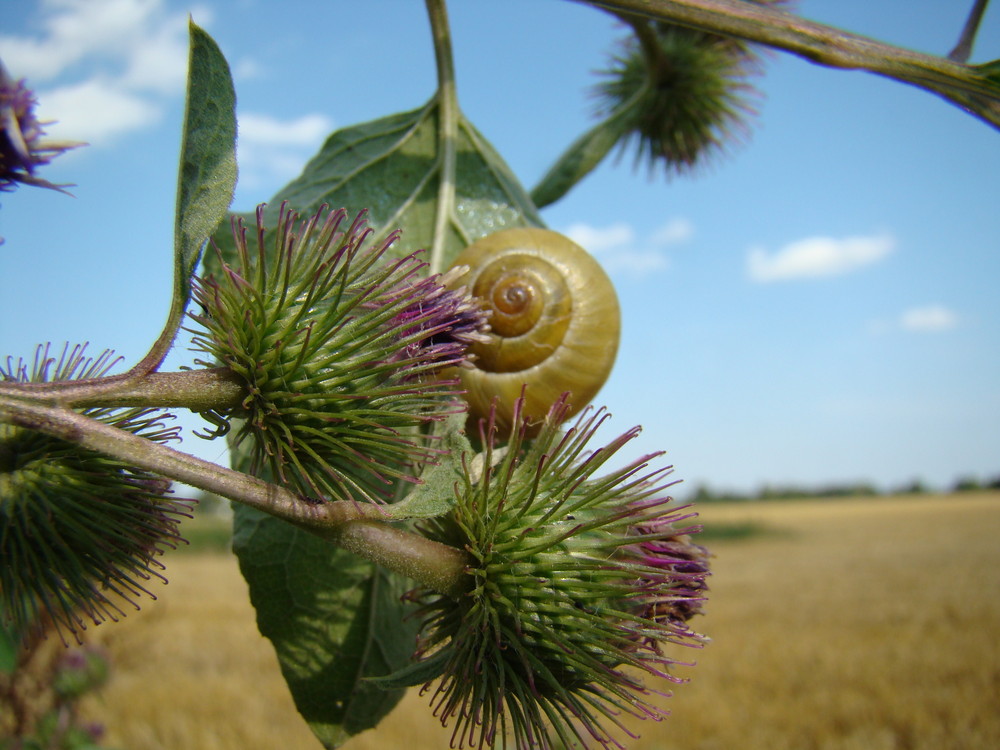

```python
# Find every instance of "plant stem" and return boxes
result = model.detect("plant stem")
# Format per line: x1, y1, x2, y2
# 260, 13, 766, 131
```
425, 0, 459, 274
0, 396, 472, 596
585, 0, 1000, 130
949, 0, 991, 63
0, 367, 245, 411
314, 520, 470, 599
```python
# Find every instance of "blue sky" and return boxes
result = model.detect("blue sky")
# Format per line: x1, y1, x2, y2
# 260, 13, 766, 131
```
2, 0, 998, 495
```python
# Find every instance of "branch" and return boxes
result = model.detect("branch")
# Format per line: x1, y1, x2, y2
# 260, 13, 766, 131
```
0, 367, 245, 411
0, 396, 471, 596
583, 0, 1000, 130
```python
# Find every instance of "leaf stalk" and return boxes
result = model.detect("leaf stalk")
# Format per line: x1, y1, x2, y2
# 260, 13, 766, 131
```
425, 0, 460, 273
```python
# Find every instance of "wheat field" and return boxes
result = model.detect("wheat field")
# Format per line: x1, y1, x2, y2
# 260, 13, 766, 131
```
77, 493, 1000, 749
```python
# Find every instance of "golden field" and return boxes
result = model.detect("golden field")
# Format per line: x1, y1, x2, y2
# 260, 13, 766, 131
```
78, 492, 1000, 750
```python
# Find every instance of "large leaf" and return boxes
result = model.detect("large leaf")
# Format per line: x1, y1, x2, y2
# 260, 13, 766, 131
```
175, 22, 238, 286
232, 504, 420, 748
136, 21, 236, 374
230, 94, 542, 273
220, 87, 544, 748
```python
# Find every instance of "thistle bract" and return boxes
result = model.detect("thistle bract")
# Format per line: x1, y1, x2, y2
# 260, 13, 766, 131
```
0, 345, 191, 642
593, 6, 781, 176
0, 60, 83, 193
413, 392, 709, 750
190, 203, 488, 502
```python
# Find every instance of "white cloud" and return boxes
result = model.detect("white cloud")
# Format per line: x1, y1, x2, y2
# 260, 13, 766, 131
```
3, 0, 173, 80
2, 0, 207, 145
235, 112, 336, 191
232, 57, 263, 82
239, 113, 335, 147
119, 13, 193, 94
747, 232, 895, 282
1, 0, 139, 80
651, 217, 694, 246
900, 304, 959, 333
867, 304, 960, 335
35, 79, 160, 142
563, 219, 692, 275
564, 222, 635, 254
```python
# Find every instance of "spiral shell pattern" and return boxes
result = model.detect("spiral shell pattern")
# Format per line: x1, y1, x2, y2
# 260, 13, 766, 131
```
447, 228, 620, 432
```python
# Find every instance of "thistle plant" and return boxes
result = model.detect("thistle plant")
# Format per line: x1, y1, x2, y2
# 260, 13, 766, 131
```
0, 345, 191, 642
410, 393, 708, 750
2, 0, 996, 747
590, 15, 770, 177
189, 202, 488, 502
0, 633, 114, 749
530, 1, 781, 207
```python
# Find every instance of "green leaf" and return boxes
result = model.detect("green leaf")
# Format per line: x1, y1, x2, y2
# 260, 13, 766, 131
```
385, 412, 472, 520
229, 94, 542, 274
365, 646, 449, 690
175, 21, 237, 283
232, 505, 420, 749
530, 102, 635, 209
137, 20, 236, 373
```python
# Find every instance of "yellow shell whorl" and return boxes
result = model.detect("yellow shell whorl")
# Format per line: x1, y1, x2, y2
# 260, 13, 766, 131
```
447, 228, 620, 433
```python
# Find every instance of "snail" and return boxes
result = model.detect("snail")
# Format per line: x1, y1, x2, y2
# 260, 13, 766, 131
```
447, 227, 620, 433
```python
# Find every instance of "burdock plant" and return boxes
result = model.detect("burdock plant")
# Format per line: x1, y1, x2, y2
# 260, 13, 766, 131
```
590, 17, 767, 176
408, 393, 709, 750
0, 345, 191, 641
530, 1, 784, 208
189, 202, 489, 502
7, 0, 981, 744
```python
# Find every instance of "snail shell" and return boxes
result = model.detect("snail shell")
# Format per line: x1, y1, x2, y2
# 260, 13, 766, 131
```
447, 227, 620, 433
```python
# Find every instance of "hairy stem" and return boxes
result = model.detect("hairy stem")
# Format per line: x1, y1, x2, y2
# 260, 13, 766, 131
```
0, 367, 245, 411
315, 520, 470, 599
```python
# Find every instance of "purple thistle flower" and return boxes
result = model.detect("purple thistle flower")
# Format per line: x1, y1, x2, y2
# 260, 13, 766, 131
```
411, 389, 710, 750
621, 513, 711, 651
54, 644, 111, 699
190, 203, 488, 502
381, 263, 491, 374
82, 722, 107, 742
0, 61, 84, 193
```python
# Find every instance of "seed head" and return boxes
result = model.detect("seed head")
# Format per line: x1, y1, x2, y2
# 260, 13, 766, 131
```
0, 345, 192, 642
190, 204, 489, 502
593, 5, 785, 176
411, 391, 709, 749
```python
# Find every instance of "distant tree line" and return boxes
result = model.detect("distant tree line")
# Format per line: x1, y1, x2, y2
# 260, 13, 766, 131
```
686, 473, 1000, 503
188, 478, 1000, 509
